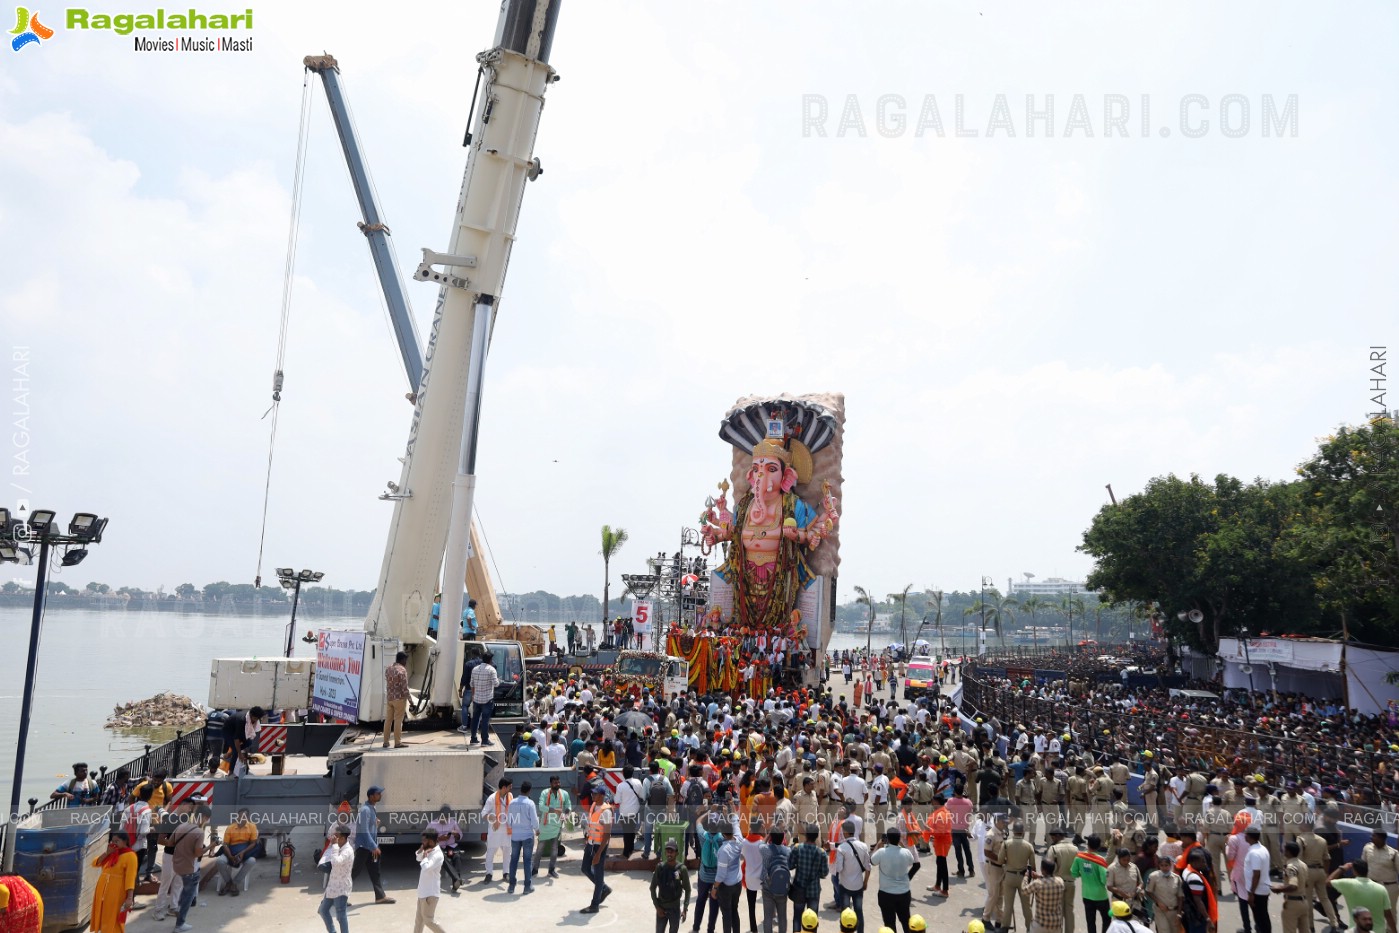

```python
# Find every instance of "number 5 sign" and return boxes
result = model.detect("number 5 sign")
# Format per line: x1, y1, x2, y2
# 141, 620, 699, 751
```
632, 600, 653, 646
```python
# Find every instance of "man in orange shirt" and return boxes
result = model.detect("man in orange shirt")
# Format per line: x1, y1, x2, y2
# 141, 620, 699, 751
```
927, 794, 954, 898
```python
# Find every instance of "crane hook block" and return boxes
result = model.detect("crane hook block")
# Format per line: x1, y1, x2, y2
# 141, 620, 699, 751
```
415, 249, 479, 289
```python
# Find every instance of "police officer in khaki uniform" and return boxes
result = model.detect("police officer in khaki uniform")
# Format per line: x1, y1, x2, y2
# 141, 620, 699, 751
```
1093, 767, 1115, 842
983, 812, 1008, 929
1068, 767, 1090, 844
1258, 783, 1285, 872
1140, 762, 1161, 828
1049, 827, 1080, 933
1001, 822, 1036, 932
1182, 770, 1209, 828
1015, 772, 1042, 848
1042, 767, 1066, 841
1273, 840, 1312, 933
1202, 793, 1232, 889
1280, 784, 1310, 848
1362, 829, 1399, 922
1145, 854, 1184, 933
1109, 759, 1130, 804
1298, 820, 1342, 932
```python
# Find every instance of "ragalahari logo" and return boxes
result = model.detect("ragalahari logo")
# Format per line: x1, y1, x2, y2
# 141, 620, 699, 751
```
11, 6, 53, 51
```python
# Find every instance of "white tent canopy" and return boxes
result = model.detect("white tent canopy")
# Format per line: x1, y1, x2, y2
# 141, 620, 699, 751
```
1213, 637, 1399, 716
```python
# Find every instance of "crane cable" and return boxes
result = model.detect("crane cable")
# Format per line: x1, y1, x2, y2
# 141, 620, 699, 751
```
254, 72, 315, 588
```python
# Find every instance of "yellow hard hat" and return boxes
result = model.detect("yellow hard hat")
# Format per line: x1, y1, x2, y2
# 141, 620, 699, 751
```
1063, 733, 1071, 741
1143, 750, 1154, 758
1253, 772, 1265, 783
910, 916, 928, 932
801, 908, 820, 931
965, 920, 983, 933
841, 907, 859, 930
1111, 901, 1133, 918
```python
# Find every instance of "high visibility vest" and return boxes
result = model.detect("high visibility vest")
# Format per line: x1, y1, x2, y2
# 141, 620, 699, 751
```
587, 805, 612, 844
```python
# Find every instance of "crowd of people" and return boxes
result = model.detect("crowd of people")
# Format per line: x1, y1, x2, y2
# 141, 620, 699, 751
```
963, 654, 1399, 808
33, 641, 1399, 933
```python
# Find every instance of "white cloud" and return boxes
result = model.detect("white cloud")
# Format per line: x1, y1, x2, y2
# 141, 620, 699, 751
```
0, 0, 1392, 606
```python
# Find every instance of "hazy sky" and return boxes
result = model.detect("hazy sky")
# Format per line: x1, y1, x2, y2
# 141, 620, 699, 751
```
3, 2, 1396, 606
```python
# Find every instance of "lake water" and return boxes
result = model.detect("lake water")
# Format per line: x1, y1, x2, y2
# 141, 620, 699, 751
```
0, 605, 364, 811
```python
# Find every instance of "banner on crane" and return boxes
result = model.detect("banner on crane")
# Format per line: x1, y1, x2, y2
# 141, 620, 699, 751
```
312, 629, 367, 721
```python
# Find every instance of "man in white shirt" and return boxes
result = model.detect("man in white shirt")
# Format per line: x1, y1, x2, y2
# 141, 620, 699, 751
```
841, 763, 869, 809
1167, 772, 1188, 825
415, 829, 447, 933
542, 734, 568, 770
833, 819, 871, 929
1243, 826, 1274, 933
614, 767, 645, 858
870, 765, 892, 825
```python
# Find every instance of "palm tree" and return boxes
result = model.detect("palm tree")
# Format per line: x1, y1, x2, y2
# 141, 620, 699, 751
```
1021, 595, 1048, 652
962, 601, 984, 654
1060, 593, 1086, 646
854, 585, 877, 657
888, 583, 914, 646
983, 589, 1019, 650
600, 524, 628, 626
913, 589, 944, 656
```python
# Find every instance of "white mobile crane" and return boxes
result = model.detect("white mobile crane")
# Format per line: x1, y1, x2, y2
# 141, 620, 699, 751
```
204, 0, 562, 834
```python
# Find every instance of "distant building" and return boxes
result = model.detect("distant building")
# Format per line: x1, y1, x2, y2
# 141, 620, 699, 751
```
1009, 576, 1086, 597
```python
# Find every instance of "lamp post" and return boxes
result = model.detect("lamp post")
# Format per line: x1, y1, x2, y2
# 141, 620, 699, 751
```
1, 507, 108, 850
1239, 626, 1255, 695
980, 576, 992, 657
276, 567, 324, 658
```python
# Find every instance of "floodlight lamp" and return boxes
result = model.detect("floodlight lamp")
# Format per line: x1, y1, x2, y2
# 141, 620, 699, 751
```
61, 548, 88, 567
0, 544, 15, 562
311, 571, 325, 582
69, 513, 98, 539
276, 568, 294, 579
0, 508, 8, 527
28, 510, 56, 532
298, 569, 314, 582
280, 579, 295, 589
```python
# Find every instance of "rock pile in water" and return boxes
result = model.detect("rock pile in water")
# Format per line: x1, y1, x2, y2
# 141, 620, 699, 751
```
105, 692, 206, 730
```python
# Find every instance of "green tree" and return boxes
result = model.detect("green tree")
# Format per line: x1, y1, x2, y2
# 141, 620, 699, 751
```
203, 580, 231, 602
1081, 473, 1316, 652
175, 583, 197, 599
853, 585, 877, 653
1287, 418, 1399, 643
1021, 595, 1049, 649
983, 589, 1019, 649
888, 583, 913, 645
85, 581, 110, 594
913, 588, 944, 651
599, 525, 629, 624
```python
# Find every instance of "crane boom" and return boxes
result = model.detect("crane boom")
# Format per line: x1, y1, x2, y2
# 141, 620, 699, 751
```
362, 0, 560, 710
302, 53, 424, 393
